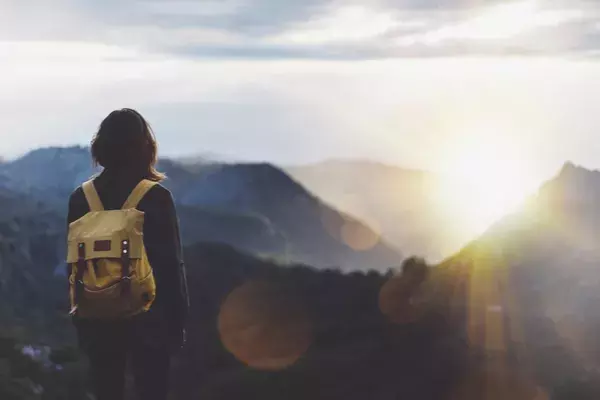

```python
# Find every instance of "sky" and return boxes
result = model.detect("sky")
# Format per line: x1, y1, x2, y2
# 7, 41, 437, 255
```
2, 0, 600, 182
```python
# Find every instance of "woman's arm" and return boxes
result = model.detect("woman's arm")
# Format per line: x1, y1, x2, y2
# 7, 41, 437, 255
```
143, 186, 190, 345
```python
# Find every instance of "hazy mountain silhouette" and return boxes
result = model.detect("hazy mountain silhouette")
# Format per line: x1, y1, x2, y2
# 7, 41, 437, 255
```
0, 146, 96, 207
0, 147, 402, 271
437, 161, 600, 398
176, 204, 287, 256
3, 151, 600, 398
288, 160, 460, 262
164, 161, 402, 270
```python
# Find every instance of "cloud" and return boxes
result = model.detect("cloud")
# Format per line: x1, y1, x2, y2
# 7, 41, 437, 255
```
0, 0, 599, 59
0, 41, 140, 62
139, 0, 243, 17
267, 5, 429, 45
3, 54, 600, 177
394, 1, 588, 46
3, 0, 600, 184
263, 0, 597, 58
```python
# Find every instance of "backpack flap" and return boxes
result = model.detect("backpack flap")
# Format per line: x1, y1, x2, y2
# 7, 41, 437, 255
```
66, 209, 145, 263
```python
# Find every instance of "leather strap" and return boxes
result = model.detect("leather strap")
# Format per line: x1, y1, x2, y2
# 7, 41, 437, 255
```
121, 179, 158, 210
75, 243, 87, 306
121, 239, 131, 296
82, 180, 104, 212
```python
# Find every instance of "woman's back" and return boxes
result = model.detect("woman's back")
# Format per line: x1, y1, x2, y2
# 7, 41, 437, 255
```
68, 108, 188, 400
68, 169, 186, 311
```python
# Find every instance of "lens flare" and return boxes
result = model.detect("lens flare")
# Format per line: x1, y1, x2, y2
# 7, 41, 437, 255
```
218, 281, 313, 371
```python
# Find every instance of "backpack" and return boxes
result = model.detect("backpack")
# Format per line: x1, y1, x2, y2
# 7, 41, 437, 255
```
67, 179, 158, 319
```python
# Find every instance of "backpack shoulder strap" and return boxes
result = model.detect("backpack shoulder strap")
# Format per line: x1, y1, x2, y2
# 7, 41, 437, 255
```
82, 180, 104, 212
122, 180, 159, 210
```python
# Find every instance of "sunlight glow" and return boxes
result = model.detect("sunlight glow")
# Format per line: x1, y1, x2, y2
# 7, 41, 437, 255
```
435, 132, 541, 235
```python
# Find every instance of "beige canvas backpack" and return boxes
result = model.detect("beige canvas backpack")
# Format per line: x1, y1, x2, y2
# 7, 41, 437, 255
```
67, 179, 158, 319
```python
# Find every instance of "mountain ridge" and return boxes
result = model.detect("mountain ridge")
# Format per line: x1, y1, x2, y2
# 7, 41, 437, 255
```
287, 159, 458, 262
4, 147, 600, 397
0, 146, 403, 271
434, 160, 600, 396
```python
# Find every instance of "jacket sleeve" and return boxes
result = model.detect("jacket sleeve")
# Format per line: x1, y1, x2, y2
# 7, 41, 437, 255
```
143, 187, 190, 333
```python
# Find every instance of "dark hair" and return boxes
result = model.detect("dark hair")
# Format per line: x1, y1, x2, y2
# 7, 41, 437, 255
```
91, 108, 165, 181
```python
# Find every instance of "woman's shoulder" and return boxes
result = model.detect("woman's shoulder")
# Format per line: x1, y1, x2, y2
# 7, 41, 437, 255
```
69, 185, 86, 205
148, 181, 172, 196
137, 182, 179, 218
67, 186, 89, 224
70, 175, 98, 202
143, 181, 176, 206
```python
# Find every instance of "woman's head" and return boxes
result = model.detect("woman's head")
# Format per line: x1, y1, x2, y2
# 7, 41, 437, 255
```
91, 108, 165, 181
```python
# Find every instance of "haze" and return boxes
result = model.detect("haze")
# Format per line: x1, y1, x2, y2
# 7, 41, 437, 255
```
2, 0, 600, 248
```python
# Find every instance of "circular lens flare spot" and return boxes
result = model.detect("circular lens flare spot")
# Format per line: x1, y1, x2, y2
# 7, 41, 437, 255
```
320, 205, 381, 251
218, 281, 313, 371
341, 219, 381, 251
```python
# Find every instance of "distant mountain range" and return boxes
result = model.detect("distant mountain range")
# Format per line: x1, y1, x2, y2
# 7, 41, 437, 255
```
4, 146, 600, 398
0, 146, 402, 272
173, 159, 600, 399
0, 147, 97, 208
287, 160, 466, 262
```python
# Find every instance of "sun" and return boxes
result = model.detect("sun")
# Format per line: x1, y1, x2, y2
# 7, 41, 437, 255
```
435, 134, 540, 237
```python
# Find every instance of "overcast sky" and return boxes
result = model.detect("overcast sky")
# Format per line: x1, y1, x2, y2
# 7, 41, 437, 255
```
2, 0, 600, 179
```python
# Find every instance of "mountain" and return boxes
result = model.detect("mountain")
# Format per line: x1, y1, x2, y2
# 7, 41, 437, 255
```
437, 162, 600, 398
173, 151, 231, 166
0, 206, 69, 344
0, 187, 47, 222
163, 162, 402, 270
6, 150, 600, 398
0, 146, 97, 207
0, 147, 402, 271
287, 160, 458, 262
176, 204, 287, 256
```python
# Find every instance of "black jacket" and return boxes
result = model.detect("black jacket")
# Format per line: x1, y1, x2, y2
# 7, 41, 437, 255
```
67, 170, 189, 349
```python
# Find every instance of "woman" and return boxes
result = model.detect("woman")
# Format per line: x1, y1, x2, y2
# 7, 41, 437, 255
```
67, 108, 189, 400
